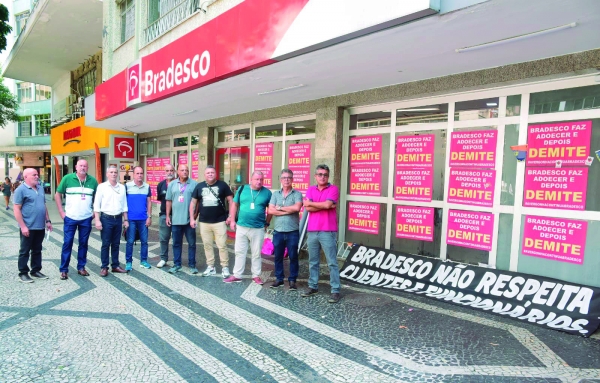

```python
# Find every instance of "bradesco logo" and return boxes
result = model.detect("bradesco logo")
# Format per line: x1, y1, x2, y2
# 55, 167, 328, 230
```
144, 50, 211, 98
127, 59, 142, 106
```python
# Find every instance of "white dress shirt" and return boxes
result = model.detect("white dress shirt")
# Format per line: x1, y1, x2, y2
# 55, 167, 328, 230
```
93, 182, 128, 215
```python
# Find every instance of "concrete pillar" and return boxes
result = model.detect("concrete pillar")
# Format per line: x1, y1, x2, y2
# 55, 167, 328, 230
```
315, 107, 344, 187
195, 126, 214, 180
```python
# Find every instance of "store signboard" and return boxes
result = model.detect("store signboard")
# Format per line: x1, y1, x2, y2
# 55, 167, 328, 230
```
522, 215, 588, 265
447, 169, 496, 207
348, 202, 380, 235
523, 168, 588, 210
254, 142, 274, 189
446, 210, 494, 252
449, 130, 497, 168
288, 143, 311, 194
526, 120, 592, 167
395, 206, 434, 242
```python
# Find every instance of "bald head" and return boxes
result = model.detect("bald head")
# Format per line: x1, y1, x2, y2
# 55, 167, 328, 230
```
23, 168, 39, 187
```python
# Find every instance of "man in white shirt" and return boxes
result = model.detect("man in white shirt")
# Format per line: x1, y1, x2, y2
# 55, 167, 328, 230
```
93, 166, 129, 277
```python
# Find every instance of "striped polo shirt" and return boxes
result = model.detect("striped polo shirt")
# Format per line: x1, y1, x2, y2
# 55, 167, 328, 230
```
125, 181, 152, 220
56, 173, 98, 220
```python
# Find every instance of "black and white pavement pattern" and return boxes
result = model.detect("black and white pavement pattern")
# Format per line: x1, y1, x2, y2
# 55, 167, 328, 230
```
0, 207, 599, 383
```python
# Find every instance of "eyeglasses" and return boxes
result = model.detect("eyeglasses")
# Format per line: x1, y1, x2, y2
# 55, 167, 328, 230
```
316, 173, 329, 178
280, 176, 293, 180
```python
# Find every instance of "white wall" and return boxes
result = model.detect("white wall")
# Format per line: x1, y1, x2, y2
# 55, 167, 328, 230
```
51, 71, 71, 105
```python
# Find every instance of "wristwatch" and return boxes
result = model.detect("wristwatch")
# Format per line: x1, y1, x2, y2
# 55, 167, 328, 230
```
45, 220, 51, 223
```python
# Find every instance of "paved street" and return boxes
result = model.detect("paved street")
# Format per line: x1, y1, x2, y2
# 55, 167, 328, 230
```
1, 197, 599, 383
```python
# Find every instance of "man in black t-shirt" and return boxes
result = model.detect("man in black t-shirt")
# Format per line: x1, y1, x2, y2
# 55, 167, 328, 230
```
156, 164, 175, 268
190, 165, 233, 278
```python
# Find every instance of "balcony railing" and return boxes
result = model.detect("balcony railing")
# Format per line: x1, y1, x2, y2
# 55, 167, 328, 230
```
143, 0, 200, 46
16, 135, 50, 146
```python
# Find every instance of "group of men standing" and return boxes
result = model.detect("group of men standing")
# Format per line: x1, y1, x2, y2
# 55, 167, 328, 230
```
13, 159, 342, 303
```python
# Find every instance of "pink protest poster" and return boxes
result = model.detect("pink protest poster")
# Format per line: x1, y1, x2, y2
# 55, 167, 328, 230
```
523, 168, 588, 210
288, 143, 311, 193
449, 130, 497, 168
395, 206, 434, 241
350, 135, 382, 166
255, 142, 274, 189
446, 210, 494, 251
146, 157, 171, 203
350, 166, 381, 196
394, 169, 433, 202
526, 120, 592, 167
447, 169, 496, 207
348, 202, 380, 235
522, 215, 588, 265
396, 134, 435, 168
178, 152, 188, 166
191, 150, 199, 180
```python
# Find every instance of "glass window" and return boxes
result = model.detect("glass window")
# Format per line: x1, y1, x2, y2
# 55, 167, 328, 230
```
391, 207, 443, 258
218, 128, 250, 142
15, 12, 29, 35
496, 213, 513, 271
17, 82, 32, 103
529, 85, 600, 115
158, 138, 171, 150
173, 136, 188, 147
120, 0, 135, 43
148, 0, 160, 25
18, 116, 32, 137
506, 95, 521, 116
75, 70, 96, 98
345, 202, 387, 248
286, 119, 316, 135
190, 135, 199, 146
255, 123, 283, 139
396, 104, 448, 126
447, 243, 489, 266
454, 98, 499, 121
501, 124, 518, 205
347, 133, 390, 197
350, 111, 391, 130
35, 85, 51, 101
34, 114, 51, 135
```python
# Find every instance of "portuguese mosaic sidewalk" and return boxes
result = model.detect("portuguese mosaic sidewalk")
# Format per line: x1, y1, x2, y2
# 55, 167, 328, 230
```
0, 197, 599, 382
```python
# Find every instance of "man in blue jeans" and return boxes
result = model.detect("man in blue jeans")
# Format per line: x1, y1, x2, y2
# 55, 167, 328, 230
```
55, 159, 98, 280
125, 166, 152, 271
166, 164, 198, 274
267, 169, 303, 290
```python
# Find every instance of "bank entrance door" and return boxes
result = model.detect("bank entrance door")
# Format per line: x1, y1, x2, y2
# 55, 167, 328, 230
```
216, 147, 249, 195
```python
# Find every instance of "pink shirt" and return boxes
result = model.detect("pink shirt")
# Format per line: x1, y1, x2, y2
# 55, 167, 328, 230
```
306, 184, 339, 232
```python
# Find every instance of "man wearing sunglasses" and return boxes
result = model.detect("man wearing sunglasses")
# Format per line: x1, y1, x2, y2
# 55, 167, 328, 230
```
301, 164, 341, 303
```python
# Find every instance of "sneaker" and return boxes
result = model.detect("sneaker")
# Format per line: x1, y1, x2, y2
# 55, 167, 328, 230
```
168, 265, 182, 274
189, 267, 199, 274
223, 275, 242, 283
289, 281, 297, 291
30, 271, 48, 279
202, 266, 216, 276
270, 280, 284, 289
19, 274, 33, 283
125, 262, 132, 271
140, 261, 151, 269
328, 293, 341, 304
301, 288, 319, 297
252, 277, 264, 285
156, 260, 167, 268
221, 267, 230, 279
5, 206, 9, 210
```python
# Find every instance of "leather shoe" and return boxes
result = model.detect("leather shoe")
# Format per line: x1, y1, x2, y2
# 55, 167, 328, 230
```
100, 268, 108, 277
60, 272, 68, 280
77, 269, 90, 276
111, 266, 128, 273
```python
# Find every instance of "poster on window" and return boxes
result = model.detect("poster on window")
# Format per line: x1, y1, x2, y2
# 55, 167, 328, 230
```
350, 135, 383, 196
350, 166, 382, 196
395, 206, 434, 241
523, 168, 588, 210
446, 210, 494, 251
522, 215, 588, 265
449, 130, 497, 168
348, 202, 380, 235
191, 150, 199, 180
526, 120, 592, 167
395, 134, 435, 168
145, 157, 170, 203
288, 143, 311, 194
394, 168, 433, 202
254, 142, 274, 189
447, 168, 496, 207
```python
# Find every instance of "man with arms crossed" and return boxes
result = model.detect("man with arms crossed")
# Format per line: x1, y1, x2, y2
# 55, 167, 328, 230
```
55, 159, 98, 280
156, 164, 175, 268
14, 168, 52, 283
94, 166, 129, 277
166, 164, 198, 274
301, 164, 341, 303
225, 171, 272, 285
267, 169, 303, 290
125, 166, 152, 270
190, 165, 233, 278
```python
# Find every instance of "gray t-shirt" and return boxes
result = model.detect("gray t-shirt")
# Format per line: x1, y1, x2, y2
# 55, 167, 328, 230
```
269, 188, 303, 232
166, 178, 198, 225
14, 183, 46, 230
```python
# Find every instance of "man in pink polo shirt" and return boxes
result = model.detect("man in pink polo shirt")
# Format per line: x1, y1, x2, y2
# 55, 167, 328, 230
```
301, 164, 341, 303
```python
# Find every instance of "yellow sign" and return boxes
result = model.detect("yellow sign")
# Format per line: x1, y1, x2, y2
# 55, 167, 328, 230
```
51, 117, 133, 156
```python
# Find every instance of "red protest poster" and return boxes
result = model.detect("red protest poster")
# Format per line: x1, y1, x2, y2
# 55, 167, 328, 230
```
526, 120, 592, 167
449, 130, 497, 168
447, 169, 496, 207
395, 206, 434, 242
255, 142, 274, 189
523, 168, 588, 210
394, 168, 433, 202
522, 215, 587, 265
288, 143, 311, 194
348, 202, 380, 235
446, 210, 494, 251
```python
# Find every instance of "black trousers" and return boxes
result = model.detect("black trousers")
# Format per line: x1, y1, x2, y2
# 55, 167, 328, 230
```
19, 229, 45, 275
